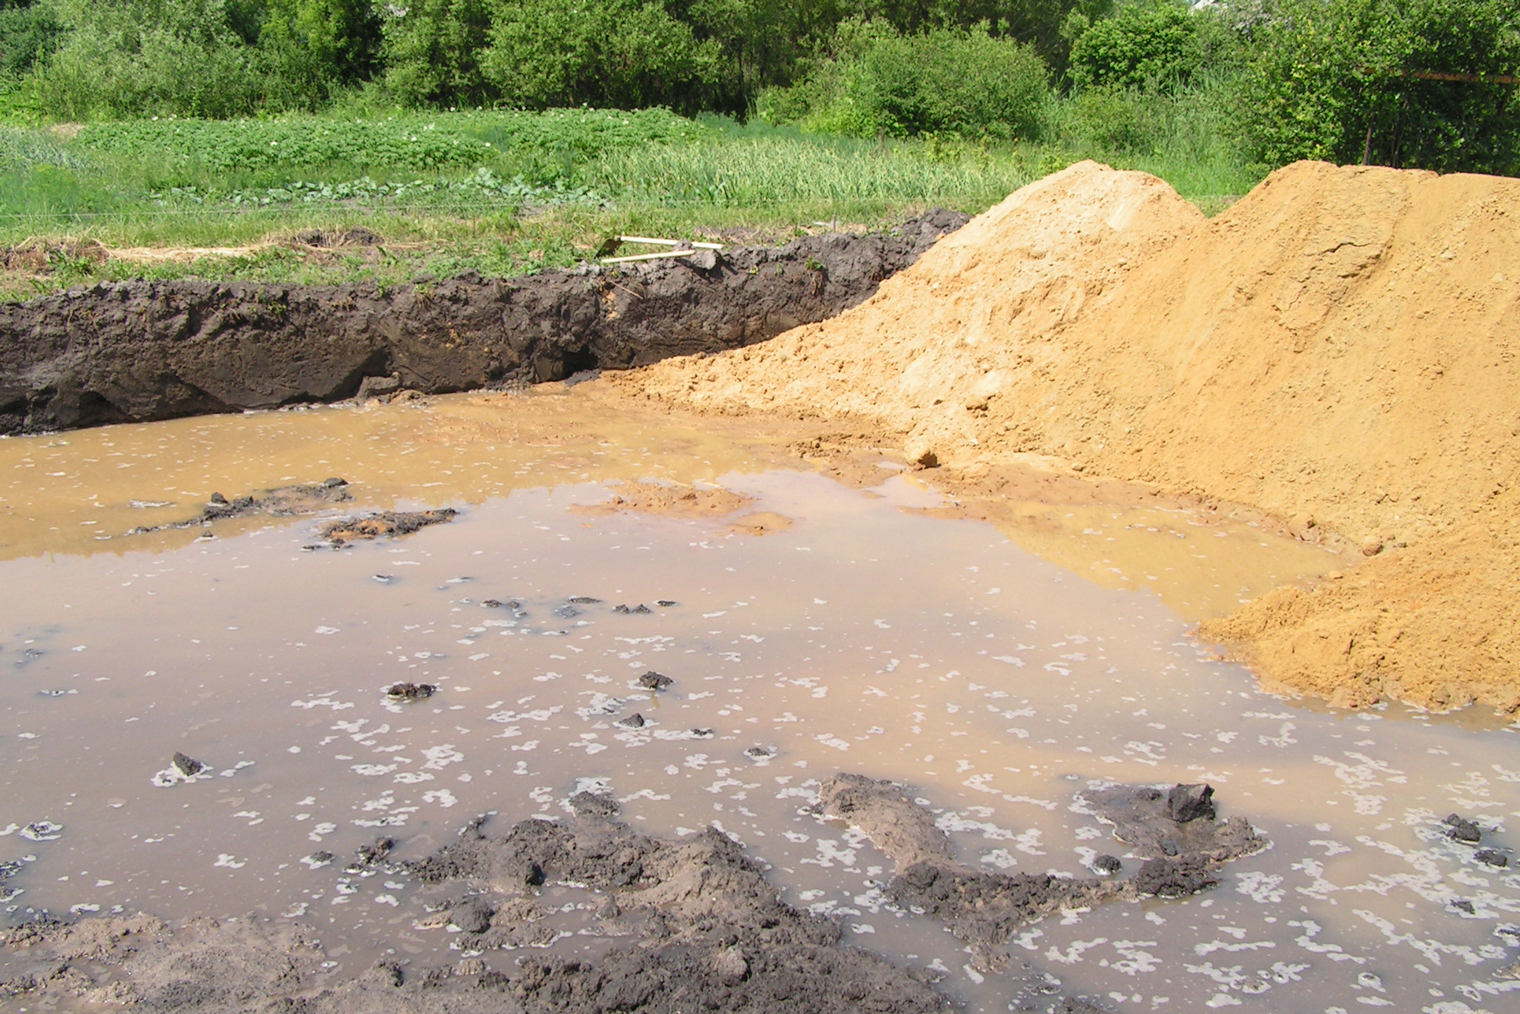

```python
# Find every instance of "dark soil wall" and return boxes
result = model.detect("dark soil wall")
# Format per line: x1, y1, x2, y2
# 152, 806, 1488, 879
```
0, 211, 967, 435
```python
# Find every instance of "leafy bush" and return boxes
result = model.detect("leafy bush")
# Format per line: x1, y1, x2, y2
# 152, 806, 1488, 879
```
1240, 0, 1520, 173
1068, 2, 1200, 90
260, 0, 383, 102
30, 0, 279, 119
379, 0, 496, 108
759, 20, 1050, 140
479, 0, 723, 113
0, 1, 63, 80
382, 0, 728, 112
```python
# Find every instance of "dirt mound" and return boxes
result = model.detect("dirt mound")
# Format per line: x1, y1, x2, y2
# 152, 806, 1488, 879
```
613, 160, 1520, 712
0, 239, 107, 274
1200, 495, 1520, 711
126, 477, 353, 535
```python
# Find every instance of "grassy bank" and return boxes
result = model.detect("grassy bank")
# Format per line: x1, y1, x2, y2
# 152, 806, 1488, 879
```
0, 103, 1257, 300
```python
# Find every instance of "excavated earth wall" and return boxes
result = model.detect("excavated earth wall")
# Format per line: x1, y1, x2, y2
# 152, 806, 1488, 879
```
0, 211, 966, 435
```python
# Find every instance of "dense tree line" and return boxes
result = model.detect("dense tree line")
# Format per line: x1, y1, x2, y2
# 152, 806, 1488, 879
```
0, 0, 1515, 174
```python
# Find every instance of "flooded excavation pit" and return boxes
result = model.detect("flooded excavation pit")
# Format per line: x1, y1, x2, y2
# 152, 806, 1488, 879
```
1, 388, 1518, 1013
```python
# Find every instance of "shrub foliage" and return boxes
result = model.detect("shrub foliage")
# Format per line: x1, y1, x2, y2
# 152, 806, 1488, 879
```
760, 20, 1049, 140
0, 0, 1514, 179
1241, 0, 1520, 173
1068, 2, 1199, 90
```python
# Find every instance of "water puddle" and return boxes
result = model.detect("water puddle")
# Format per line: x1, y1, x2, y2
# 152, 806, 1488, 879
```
0, 388, 787, 562
2, 392, 1517, 1012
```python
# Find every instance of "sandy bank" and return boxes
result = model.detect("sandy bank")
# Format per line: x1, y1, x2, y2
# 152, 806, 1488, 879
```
609, 160, 1520, 713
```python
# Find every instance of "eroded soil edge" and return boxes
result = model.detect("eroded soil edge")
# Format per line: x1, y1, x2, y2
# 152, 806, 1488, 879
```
0, 211, 966, 435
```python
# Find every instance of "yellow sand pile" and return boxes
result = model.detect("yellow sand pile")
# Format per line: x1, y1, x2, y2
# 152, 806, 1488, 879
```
613, 160, 1520, 712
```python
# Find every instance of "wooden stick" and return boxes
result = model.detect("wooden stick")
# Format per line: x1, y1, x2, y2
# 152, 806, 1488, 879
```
600, 250, 697, 264
617, 235, 723, 250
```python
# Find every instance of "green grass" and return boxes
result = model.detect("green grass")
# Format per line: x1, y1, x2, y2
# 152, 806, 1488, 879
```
0, 99, 1261, 300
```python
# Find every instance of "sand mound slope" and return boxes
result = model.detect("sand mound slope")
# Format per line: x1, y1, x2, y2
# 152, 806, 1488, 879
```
614, 160, 1520, 711
1200, 494, 1520, 712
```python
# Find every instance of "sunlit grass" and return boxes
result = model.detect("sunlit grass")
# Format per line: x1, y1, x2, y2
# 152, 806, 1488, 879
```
0, 98, 1262, 299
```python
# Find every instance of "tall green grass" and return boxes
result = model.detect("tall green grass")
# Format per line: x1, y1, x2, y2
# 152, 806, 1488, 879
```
1042, 71, 1261, 206
587, 128, 1037, 208
0, 101, 1261, 298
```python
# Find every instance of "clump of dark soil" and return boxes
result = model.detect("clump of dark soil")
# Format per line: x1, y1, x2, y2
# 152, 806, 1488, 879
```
0, 211, 968, 434
351, 837, 395, 869
1081, 782, 1269, 863
401, 808, 949, 1014
636, 670, 673, 690
170, 752, 204, 777
385, 681, 437, 701
817, 774, 1115, 966
817, 774, 1270, 968
320, 508, 457, 544
814, 772, 955, 870
2, 803, 952, 1013
1130, 854, 1219, 898
1444, 813, 1483, 845
127, 478, 353, 535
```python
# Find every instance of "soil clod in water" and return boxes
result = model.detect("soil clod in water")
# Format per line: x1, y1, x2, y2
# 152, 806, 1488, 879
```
637, 670, 673, 690
321, 508, 457, 544
170, 752, 204, 777
386, 682, 437, 702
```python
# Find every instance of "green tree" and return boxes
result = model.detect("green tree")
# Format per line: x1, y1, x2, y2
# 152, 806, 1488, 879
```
852, 1, 1109, 68
676, 1, 859, 111
1241, 0, 1520, 173
678, 1, 1109, 105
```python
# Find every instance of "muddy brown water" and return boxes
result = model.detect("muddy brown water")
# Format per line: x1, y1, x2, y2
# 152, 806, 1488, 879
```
2, 388, 1518, 1012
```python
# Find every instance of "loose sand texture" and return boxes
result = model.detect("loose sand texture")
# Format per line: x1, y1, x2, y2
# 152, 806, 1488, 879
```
568, 479, 756, 518
609, 160, 1520, 712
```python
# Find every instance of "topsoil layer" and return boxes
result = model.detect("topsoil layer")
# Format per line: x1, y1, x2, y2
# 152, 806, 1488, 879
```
0, 210, 966, 434
611, 160, 1520, 713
